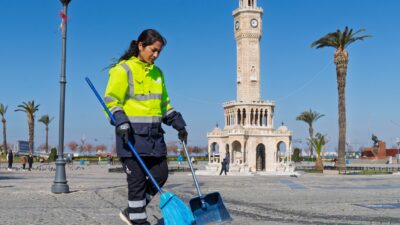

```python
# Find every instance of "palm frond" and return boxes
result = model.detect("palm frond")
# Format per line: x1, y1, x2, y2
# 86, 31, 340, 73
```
38, 114, 54, 125
296, 109, 325, 126
312, 26, 371, 51
0, 103, 7, 116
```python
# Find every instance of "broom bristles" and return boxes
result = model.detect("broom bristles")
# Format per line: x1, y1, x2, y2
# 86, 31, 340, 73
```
160, 192, 195, 225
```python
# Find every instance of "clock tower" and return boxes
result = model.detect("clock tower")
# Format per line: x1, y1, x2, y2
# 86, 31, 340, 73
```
206, 0, 292, 174
233, 0, 263, 102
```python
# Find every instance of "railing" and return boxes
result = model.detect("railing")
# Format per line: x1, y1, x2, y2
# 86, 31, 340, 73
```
223, 100, 275, 106
232, 7, 263, 15
295, 165, 400, 174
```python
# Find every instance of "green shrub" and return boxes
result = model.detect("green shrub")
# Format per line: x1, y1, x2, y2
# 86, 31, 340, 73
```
292, 148, 302, 162
48, 148, 57, 161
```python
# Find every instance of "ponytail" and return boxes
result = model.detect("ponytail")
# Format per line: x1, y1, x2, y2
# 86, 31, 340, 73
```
118, 40, 139, 62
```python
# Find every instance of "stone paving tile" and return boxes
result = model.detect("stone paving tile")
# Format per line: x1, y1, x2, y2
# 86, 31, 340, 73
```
1, 165, 400, 224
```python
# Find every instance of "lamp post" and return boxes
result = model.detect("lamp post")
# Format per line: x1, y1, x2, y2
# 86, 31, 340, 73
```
52, 0, 71, 193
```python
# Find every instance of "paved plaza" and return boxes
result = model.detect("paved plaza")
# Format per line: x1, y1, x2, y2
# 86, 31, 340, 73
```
1, 163, 400, 225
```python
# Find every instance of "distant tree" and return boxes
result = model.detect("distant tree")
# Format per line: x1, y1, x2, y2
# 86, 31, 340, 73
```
39, 143, 47, 152
296, 109, 324, 157
48, 148, 57, 161
38, 114, 54, 153
292, 148, 302, 162
0, 103, 8, 154
371, 134, 379, 147
191, 146, 203, 154
86, 144, 94, 154
67, 141, 79, 153
167, 141, 178, 155
95, 144, 107, 153
311, 26, 371, 170
309, 133, 327, 171
15, 100, 40, 155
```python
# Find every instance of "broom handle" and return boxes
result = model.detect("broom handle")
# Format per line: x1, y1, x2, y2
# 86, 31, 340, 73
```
181, 141, 203, 198
85, 77, 162, 193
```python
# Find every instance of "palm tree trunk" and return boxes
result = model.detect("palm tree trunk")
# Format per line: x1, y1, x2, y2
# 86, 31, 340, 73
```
28, 116, 34, 155
309, 126, 314, 157
315, 156, 324, 171
45, 126, 49, 154
334, 50, 348, 170
2, 119, 7, 154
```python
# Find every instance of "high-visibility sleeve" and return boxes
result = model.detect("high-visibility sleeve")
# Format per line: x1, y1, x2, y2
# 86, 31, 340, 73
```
104, 65, 129, 114
160, 70, 174, 116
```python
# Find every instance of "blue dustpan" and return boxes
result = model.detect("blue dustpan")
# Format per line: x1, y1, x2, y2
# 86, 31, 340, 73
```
181, 142, 232, 225
189, 192, 232, 224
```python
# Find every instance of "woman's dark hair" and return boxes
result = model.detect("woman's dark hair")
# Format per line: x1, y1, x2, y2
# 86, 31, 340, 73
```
118, 29, 167, 62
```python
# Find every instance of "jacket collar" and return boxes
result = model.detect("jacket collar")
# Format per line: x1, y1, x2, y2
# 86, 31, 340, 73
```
130, 56, 154, 72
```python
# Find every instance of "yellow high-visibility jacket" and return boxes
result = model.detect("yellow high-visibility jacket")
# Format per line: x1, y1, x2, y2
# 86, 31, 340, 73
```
105, 56, 174, 122
104, 56, 186, 157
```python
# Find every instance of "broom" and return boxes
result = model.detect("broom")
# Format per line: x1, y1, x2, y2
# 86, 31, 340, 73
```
85, 77, 195, 225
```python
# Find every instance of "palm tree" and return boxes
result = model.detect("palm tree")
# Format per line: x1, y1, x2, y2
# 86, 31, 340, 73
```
15, 101, 40, 155
309, 133, 326, 171
38, 114, 54, 154
296, 109, 324, 157
0, 103, 8, 154
311, 26, 370, 169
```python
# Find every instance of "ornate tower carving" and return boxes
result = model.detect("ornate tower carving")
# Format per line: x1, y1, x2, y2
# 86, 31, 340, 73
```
233, 0, 263, 102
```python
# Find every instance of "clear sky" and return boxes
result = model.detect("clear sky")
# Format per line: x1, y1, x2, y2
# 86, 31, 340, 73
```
1, 0, 400, 153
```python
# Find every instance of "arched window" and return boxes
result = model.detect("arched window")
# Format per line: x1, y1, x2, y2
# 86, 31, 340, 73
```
264, 109, 268, 126
242, 108, 246, 125
237, 109, 241, 125
250, 109, 254, 125
255, 109, 258, 125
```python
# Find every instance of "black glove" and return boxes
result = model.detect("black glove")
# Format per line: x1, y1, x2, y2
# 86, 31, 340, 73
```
116, 122, 131, 144
178, 128, 188, 144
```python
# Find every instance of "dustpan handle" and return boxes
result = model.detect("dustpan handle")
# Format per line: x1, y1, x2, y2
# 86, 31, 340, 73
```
85, 77, 162, 193
181, 141, 203, 198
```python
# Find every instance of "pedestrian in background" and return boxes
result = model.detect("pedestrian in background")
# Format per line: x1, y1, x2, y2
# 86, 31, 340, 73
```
225, 152, 230, 172
28, 154, 33, 171
219, 158, 228, 175
177, 154, 183, 165
7, 150, 13, 171
104, 29, 188, 225
108, 155, 113, 167
20, 155, 27, 170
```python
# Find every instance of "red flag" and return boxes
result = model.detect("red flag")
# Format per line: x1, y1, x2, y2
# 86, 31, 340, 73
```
59, 10, 68, 31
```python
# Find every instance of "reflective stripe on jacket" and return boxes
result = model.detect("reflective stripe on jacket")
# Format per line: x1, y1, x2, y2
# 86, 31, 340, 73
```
104, 56, 174, 121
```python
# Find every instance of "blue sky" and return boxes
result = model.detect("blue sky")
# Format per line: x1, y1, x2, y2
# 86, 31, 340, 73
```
1, 0, 400, 153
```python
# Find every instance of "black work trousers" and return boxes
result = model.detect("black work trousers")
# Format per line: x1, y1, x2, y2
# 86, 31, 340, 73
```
121, 156, 168, 225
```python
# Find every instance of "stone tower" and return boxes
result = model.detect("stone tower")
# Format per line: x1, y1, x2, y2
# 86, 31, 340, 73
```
206, 0, 292, 173
233, 0, 262, 102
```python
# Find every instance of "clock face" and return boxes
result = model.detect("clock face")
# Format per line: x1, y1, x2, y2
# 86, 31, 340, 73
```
250, 19, 258, 28
235, 21, 240, 30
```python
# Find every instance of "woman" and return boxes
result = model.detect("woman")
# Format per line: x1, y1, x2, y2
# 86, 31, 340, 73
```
104, 29, 188, 225
20, 155, 27, 170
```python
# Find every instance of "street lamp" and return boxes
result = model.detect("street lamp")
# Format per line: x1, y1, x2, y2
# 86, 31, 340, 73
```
52, 0, 71, 193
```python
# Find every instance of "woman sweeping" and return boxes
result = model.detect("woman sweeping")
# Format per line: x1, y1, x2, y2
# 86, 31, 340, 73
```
104, 29, 188, 225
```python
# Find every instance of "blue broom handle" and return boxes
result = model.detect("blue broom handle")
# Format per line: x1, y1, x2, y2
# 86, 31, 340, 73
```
85, 77, 162, 193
